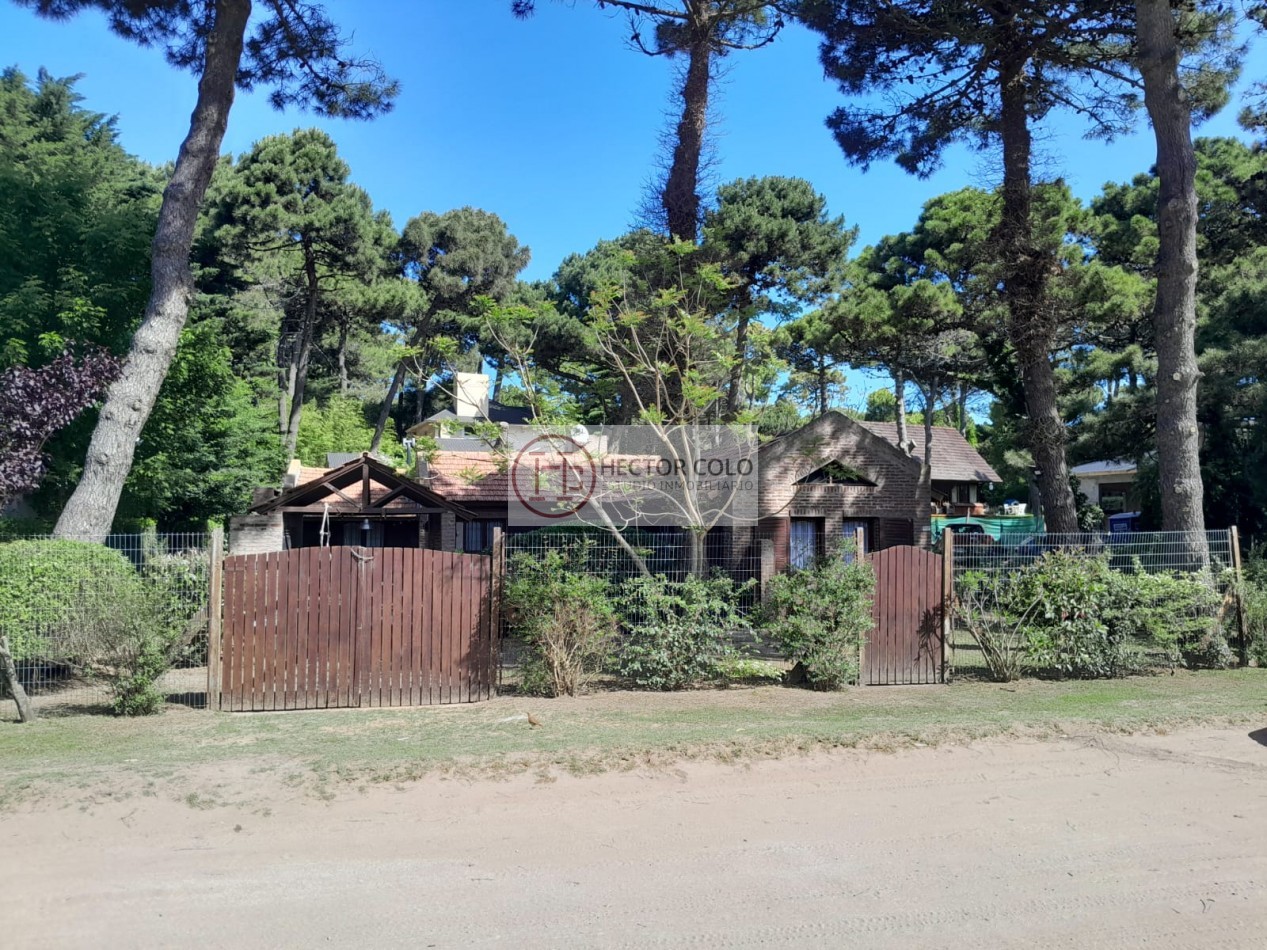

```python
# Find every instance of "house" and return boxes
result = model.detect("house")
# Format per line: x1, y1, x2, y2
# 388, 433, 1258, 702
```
858, 422, 1002, 515
752, 411, 930, 571
1071, 460, 1139, 514
228, 390, 1001, 571
229, 453, 475, 555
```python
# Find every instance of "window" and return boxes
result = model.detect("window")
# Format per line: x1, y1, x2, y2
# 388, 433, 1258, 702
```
841, 520, 870, 562
462, 520, 506, 554
789, 519, 821, 570
952, 483, 977, 504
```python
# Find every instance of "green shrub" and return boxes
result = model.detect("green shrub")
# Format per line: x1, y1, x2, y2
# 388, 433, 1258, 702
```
1108, 566, 1229, 669
615, 572, 752, 690
959, 551, 1229, 680
141, 548, 211, 668
717, 656, 783, 685
1241, 554, 1267, 668
0, 540, 194, 714
0, 541, 146, 661
505, 544, 617, 697
1013, 552, 1131, 678
761, 540, 874, 690
956, 569, 1031, 682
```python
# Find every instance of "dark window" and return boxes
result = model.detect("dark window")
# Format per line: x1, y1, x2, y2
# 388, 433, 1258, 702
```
463, 520, 505, 554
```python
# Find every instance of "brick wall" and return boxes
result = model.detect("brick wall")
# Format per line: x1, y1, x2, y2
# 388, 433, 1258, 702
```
228, 514, 284, 555
757, 412, 931, 553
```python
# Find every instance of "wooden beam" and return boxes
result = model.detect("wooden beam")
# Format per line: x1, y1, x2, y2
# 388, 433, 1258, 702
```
1231, 526, 1249, 666
368, 484, 411, 508
207, 527, 224, 711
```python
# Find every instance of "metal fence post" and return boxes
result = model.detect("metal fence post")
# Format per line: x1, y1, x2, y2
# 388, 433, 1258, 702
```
207, 527, 224, 711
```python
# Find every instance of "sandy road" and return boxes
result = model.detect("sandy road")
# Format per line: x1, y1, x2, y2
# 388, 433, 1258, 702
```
4, 727, 1267, 949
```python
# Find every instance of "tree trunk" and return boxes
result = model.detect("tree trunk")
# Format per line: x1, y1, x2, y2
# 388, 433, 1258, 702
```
663, 32, 712, 242
687, 528, 708, 578
52, 0, 251, 542
284, 250, 319, 456
894, 370, 910, 454
1136, 0, 1207, 548
371, 361, 409, 452
0, 633, 35, 723
817, 355, 829, 417
337, 316, 349, 395
725, 309, 751, 419
957, 381, 968, 435
995, 59, 1078, 534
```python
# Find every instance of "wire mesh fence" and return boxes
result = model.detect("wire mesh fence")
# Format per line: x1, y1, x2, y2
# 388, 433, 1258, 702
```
0, 532, 212, 718
499, 526, 775, 679
947, 529, 1243, 680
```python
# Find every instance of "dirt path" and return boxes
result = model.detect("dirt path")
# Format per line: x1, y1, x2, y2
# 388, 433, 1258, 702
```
4, 726, 1267, 948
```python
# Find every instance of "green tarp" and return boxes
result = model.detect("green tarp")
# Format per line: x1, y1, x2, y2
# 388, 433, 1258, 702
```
931, 515, 1044, 542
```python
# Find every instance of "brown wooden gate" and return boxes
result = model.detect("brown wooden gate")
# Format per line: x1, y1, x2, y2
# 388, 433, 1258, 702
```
865, 545, 945, 686
215, 546, 496, 711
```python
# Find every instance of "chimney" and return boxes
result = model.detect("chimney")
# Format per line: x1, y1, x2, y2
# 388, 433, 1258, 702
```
454, 372, 490, 419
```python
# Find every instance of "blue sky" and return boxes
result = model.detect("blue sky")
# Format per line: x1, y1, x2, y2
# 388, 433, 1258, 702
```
3, 1, 1265, 405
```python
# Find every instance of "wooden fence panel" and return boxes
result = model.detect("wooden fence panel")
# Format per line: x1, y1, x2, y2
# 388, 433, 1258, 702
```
220, 546, 495, 711
867, 545, 945, 687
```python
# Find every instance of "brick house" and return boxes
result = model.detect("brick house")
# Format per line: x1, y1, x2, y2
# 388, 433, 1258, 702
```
752, 411, 930, 571
229, 403, 998, 568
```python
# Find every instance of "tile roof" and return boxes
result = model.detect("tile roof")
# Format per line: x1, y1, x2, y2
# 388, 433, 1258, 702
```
419, 452, 510, 503
859, 422, 1002, 483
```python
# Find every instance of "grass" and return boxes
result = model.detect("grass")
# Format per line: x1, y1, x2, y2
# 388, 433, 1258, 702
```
2, 669, 1266, 807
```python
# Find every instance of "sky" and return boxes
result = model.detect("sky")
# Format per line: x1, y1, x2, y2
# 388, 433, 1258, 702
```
3, 0, 1266, 404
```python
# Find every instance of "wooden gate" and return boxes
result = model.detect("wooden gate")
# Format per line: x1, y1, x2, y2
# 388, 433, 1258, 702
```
214, 546, 496, 711
865, 545, 945, 686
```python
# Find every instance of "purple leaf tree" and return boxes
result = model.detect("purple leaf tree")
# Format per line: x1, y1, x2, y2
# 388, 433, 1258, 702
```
0, 350, 122, 508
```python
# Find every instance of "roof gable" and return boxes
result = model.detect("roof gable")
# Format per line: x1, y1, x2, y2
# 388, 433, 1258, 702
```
859, 422, 1001, 483
251, 454, 474, 518
760, 411, 921, 480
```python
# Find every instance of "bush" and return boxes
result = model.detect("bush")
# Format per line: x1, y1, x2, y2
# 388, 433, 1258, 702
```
761, 540, 874, 690
141, 547, 211, 668
1108, 566, 1229, 669
505, 544, 617, 697
0, 540, 193, 714
958, 550, 1229, 680
1241, 553, 1267, 668
0, 540, 146, 661
1012, 552, 1131, 678
615, 572, 752, 690
956, 569, 1030, 682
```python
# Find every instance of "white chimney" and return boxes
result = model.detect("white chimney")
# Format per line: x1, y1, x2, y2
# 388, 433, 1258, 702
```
454, 372, 491, 419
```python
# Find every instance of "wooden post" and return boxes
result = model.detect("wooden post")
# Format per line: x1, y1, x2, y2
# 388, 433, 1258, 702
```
941, 528, 955, 683
856, 525, 868, 686
207, 526, 224, 711
1231, 526, 1249, 666
490, 526, 505, 696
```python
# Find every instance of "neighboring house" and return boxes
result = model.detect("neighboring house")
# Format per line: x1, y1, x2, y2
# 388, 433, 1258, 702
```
858, 422, 1002, 515
1071, 460, 1139, 514
406, 371, 534, 447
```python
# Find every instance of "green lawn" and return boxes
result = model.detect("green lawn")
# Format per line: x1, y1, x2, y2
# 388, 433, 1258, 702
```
3, 669, 1266, 808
